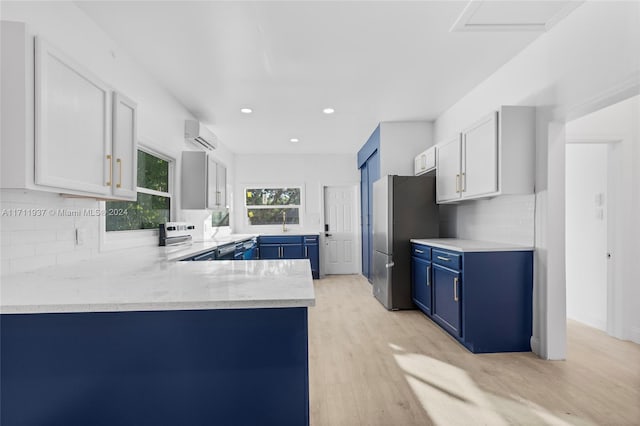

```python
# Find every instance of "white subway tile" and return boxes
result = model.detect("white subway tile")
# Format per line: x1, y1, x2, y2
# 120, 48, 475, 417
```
35, 240, 76, 256
10, 255, 56, 274
2, 244, 36, 260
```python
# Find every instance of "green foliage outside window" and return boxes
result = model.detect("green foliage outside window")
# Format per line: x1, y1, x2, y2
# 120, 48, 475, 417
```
106, 150, 171, 232
245, 188, 301, 226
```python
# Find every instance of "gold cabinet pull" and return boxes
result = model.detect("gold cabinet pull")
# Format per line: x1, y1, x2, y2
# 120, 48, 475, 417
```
116, 158, 122, 188
106, 155, 113, 186
455, 174, 460, 193
454, 277, 459, 302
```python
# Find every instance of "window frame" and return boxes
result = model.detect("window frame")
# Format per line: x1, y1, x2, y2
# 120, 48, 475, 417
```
243, 185, 304, 228
100, 143, 175, 249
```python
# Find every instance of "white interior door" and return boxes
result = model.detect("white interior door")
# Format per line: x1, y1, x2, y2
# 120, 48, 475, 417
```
323, 185, 358, 274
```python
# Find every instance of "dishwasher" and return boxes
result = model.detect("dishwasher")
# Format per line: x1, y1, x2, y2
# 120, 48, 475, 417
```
216, 243, 236, 260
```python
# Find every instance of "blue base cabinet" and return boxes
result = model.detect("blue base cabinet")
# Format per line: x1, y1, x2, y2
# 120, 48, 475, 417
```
411, 245, 432, 315
411, 243, 533, 353
1, 308, 309, 426
258, 235, 320, 279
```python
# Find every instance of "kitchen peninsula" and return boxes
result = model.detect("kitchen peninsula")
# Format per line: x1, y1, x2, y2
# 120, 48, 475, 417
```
0, 247, 315, 426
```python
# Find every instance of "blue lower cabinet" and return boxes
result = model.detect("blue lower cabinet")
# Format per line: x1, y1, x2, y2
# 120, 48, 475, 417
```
411, 256, 432, 316
1, 308, 309, 426
432, 265, 461, 337
258, 235, 320, 279
304, 242, 319, 279
412, 245, 533, 353
259, 244, 282, 260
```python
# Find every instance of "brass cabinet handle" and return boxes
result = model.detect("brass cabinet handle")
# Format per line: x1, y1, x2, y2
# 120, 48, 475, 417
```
106, 155, 112, 186
437, 256, 450, 262
427, 266, 431, 286
456, 174, 460, 193
116, 158, 122, 188
454, 277, 459, 302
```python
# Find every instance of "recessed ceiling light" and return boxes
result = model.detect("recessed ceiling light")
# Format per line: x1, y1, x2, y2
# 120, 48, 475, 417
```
240, 108, 253, 114
322, 108, 335, 114
290, 138, 299, 143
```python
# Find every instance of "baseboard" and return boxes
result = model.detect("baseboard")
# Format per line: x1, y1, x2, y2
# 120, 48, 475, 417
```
627, 326, 640, 345
530, 336, 541, 357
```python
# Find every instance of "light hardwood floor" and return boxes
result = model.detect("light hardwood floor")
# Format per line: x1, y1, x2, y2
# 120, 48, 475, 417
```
308, 275, 640, 426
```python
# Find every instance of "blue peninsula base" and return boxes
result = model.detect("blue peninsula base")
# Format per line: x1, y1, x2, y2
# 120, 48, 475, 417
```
1, 307, 309, 426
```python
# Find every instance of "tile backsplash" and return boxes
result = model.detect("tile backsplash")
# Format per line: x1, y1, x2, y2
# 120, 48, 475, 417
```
0, 189, 101, 275
439, 194, 535, 246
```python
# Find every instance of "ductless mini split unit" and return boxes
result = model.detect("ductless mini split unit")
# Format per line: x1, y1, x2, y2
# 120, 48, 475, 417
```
185, 120, 218, 151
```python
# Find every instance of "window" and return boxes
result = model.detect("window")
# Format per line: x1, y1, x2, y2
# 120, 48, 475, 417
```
245, 187, 301, 226
211, 210, 229, 227
106, 149, 172, 231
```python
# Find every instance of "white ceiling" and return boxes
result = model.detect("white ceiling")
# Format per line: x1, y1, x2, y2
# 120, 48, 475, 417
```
76, 1, 559, 155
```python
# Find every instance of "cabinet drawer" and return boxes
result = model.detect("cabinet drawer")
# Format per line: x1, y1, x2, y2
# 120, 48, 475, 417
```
411, 244, 431, 260
259, 235, 303, 245
303, 235, 318, 244
432, 249, 461, 270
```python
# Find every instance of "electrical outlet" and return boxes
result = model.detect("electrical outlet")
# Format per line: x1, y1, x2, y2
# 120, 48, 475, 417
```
75, 228, 86, 246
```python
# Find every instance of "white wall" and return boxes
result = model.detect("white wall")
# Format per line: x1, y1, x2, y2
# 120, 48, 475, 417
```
0, 2, 234, 274
379, 121, 433, 176
233, 154, 359, 234
565, 144, 607, 331
565, 95, 640, 344
433, 1, 640, 358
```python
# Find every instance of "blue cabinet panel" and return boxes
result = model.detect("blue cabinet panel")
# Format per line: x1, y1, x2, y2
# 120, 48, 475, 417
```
412, 244, 533, 353
304, 242, 319, 279
1, 308, 309, 426
411, 256, 432, 315
433, 264, 461, 337
259, 244, 281, 259
411, 243, 431, 260
257, 236, 319, 278
432, 248, 462, 270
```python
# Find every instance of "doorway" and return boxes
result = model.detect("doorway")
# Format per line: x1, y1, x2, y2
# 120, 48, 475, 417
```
565, 142, 609, 331
564, 94, 639, 343
323, 185, 359, 275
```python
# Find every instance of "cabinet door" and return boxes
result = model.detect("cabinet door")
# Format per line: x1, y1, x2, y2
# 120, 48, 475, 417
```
259, 244, 280, 260
216, 162, 227, 207
436, 136, 462, 203
304, 243, 320, 279
112, 92, 137, 200
206, 157, 217, 209
433, 264, 461, 337
411, 257, 432, 315
35, 37, 111, 196
462, 112, 498, 198
282, 244, 303, 259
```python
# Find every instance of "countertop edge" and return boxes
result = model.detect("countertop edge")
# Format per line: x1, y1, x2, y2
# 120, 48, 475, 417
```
0, 298, 316, 315
410, 238, 534, 252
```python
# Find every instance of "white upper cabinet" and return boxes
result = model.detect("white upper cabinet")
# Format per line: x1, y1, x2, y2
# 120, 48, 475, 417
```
111, 92, 138, 200
436, 135, 462, 203
182, 151, 227, 210
414, 145, 436, 176
462, 112, 498, 198
436, 106, 534, 204
1, 25, 138, 200
35, 37, 112, 196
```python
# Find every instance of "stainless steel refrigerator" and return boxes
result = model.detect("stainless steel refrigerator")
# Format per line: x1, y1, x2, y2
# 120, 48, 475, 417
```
372, 174, 439, 310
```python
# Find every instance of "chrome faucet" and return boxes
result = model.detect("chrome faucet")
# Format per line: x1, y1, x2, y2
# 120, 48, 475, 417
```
282, 210, 287, 232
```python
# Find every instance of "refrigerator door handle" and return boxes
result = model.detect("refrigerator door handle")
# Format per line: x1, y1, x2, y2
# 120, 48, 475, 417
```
385, 262, 395, 269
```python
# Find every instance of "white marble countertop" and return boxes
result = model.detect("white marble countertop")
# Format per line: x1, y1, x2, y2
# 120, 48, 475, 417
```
410, 238, 534, 252
1, 241, 315, 314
